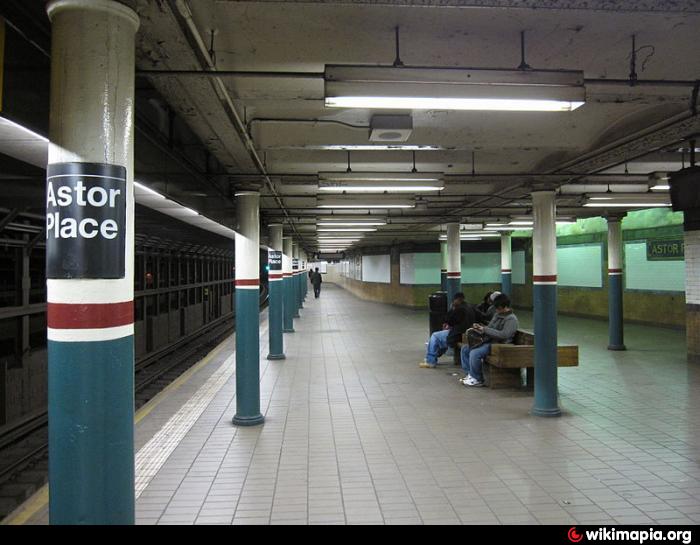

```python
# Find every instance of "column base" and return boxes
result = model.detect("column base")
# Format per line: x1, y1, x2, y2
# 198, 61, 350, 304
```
607, 344, 626, 351
283, 328, 295, 333
530, 406, 562, 418
267, 353, 286, 360
293, 312, 300, 318
232, 414, 265, 427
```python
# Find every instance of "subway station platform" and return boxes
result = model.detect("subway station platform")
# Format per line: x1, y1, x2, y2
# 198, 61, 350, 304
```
15, 284, 700, 525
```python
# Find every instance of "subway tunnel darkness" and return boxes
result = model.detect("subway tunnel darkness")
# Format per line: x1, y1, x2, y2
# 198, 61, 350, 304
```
0, 0, 699, 529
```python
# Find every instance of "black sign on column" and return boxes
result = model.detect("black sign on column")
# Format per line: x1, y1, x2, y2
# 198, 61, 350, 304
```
46, 162, 127, 279
269, 250, 282, 271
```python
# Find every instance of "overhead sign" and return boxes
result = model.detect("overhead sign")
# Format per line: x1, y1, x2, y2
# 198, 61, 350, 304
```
268, 250, 282, 271
292, 258, 299, 270
46, 162, 127, 279
646, 238, 684, 261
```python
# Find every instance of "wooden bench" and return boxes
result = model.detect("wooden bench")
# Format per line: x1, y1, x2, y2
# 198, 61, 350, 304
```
456, 330, 579, 389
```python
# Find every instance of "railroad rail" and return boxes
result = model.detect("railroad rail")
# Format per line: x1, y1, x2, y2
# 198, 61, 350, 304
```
0, 287, 268, 521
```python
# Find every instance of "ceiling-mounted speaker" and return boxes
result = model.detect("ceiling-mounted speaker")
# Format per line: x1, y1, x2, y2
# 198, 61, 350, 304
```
369, 115, 413, 142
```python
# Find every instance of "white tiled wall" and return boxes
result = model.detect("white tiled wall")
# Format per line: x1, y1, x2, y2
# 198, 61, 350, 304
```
685, 230, 700, 304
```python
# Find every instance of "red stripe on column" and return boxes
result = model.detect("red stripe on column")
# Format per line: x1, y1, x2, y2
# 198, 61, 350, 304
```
447, 272, 461, 278
48, 301, 133, 329
235, 279, 260, 286
501, 269, 512, 273
533, 275, 557, 282
608, 268, 623, 274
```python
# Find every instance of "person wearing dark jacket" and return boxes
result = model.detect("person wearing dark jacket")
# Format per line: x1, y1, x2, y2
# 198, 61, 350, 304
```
460, 293, 518, 386
420, 292, 471, 368
311, 267, 323, 298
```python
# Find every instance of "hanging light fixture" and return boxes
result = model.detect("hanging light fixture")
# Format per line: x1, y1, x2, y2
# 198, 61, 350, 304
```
325, 66, 585, 112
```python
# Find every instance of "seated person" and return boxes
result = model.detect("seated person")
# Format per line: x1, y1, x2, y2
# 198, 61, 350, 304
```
475, 291, 493, 316
459, 293, 518, 387
482, 290, 502, 322
419, 292, 471, 368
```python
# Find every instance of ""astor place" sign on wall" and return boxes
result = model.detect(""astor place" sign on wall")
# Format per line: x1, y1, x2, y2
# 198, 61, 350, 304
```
46, 162, 127, 279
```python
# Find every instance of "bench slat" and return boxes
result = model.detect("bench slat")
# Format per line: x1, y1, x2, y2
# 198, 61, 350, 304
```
488, 344, 579, 368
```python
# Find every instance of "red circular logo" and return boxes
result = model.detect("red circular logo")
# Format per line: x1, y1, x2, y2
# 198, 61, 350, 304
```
568, 527, 584, 543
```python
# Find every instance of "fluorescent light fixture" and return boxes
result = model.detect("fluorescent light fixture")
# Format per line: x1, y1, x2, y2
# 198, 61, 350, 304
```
325, 66, 585, 112
649, 172, 670, 191
312, 144, 441, 151
584, 202, 671, 208
439, 232, 500, 239
583, 193, 671, 208
319, 184, 444, 192
587, 195, 670, 201
0, 115, 49, 143
485, 226, 534, 231
508, 220, 534, 226
319, 172, 442, 182
317, 228, 377, 232
318, 172, 444, 193
318, 197, 415, 209
317, 221, 387, 226
134, 181, 166, 199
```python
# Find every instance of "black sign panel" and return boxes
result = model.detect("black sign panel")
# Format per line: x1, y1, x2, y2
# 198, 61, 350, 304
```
292, 258, 299, 270
647, 238, 684, 261
269, 250, 282, 271
46, 162, 127, 279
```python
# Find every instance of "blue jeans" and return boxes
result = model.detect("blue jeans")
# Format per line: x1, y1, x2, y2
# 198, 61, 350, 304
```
460, 343, 491, 382
426, 329, 450, 364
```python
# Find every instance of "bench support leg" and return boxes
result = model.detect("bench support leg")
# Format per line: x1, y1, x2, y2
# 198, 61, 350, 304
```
484, 364, 522, 389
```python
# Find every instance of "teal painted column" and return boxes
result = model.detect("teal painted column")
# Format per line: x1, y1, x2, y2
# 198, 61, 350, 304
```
292, 242, 301, 318
295, 244, 304, 310
440, 241, 447, 292
45, 0, 139, 525
531, 190, 561, 417
232, 192, 264, 427
302, 251, 308, 300
282, 237, 295, 333
607, 216, 626, 351
501, 233, 513, 298
267, 224, 285, 360
446, 223, 461, 302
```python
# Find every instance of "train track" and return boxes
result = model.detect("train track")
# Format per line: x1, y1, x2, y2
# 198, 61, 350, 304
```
0, 290, 268, 522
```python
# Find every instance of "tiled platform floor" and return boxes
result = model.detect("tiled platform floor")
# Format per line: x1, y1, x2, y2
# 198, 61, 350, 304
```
24, 284, 700, 525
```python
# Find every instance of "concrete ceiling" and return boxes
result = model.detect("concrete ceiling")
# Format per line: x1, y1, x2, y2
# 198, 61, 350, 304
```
132, 0, 700, 252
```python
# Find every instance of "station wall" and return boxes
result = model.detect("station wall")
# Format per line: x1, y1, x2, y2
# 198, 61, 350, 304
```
334, 210, 686, 328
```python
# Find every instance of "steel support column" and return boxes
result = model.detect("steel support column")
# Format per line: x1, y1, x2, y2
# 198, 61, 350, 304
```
232, 192, 264, 426
440, 240, 447, 292
46, 0, 139, 524
607, 216, 626, 351
501, 233, 513, 298
282, 237, 295, 332
292, 242, 301, 316
446, 223, 461, 303
531, 191, 560, 417
267, 224, 285, 360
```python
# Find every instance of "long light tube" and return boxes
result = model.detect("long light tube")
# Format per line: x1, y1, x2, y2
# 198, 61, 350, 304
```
325, 66, 585, 112
317, 221, 387, 226
316, 228, 377, 232
326, 97, 584, 111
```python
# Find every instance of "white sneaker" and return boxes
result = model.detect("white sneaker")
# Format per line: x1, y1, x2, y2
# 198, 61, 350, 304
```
464, 377, 484, 387
458, 374, 472, 384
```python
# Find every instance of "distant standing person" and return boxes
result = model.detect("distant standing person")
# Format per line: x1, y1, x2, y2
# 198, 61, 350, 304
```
311, 267, 323, 298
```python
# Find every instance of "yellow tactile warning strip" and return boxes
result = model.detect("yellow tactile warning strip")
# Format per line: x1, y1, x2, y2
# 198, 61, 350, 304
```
2, 315, 268, 525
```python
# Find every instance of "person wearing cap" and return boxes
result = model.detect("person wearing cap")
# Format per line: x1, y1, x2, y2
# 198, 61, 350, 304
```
460, 293, 519, 387
483, 290, 502, 321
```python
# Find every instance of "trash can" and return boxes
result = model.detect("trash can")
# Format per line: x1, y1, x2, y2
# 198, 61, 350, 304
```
429, 291, 448, 336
